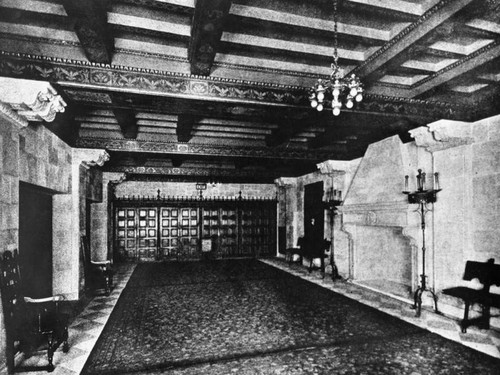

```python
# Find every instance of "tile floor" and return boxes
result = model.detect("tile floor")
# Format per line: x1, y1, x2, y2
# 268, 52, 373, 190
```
13, 258, 500, 374
14, 264, 136, 375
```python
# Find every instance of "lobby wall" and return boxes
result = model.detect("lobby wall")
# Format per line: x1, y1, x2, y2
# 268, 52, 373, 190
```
280, 114, 500, 325
0, 116, 73, 372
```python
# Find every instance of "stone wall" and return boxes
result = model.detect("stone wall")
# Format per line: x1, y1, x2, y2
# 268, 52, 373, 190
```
0, 116, 73, 373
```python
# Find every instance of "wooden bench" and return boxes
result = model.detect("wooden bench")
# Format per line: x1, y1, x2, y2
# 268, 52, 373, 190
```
442, 258, 500, 333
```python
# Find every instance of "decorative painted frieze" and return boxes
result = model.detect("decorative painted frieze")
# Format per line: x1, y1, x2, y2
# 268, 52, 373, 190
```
76, 137, 333, 161
0, 52, 473, 121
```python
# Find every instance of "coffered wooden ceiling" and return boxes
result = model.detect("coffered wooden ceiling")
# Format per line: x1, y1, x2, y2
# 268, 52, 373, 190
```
1, 0, 499, 182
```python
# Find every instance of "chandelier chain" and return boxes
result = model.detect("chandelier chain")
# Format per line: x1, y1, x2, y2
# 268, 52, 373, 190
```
333, 0, 338, 63
308, 0, 364, 117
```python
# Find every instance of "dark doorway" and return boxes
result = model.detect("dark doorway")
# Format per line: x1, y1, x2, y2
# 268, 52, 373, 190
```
19, 182, 53, 298
304, 182, 324, 245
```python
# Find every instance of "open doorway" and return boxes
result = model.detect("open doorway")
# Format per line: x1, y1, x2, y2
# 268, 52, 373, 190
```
19, 182, 53, 298
304, 181, 324, 245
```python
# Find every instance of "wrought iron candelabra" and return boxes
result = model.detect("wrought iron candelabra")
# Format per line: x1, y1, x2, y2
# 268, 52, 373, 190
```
403, 169, 441, 317
324, 187, 343, 281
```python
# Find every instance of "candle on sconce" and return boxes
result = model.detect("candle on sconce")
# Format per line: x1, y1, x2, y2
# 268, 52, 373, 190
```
404, 175, 409, 192
416, 169, 423, 191
337, 190, 342, 200
422, 172, 426, 191
434, 172, 440, 190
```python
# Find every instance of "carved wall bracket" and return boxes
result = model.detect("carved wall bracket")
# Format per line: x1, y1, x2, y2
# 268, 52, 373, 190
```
73, 148, 110, 169
0, 77, 66, 123
409, 119, 473, 152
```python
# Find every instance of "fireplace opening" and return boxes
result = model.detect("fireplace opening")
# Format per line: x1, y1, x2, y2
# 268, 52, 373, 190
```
353, 226, 412, 299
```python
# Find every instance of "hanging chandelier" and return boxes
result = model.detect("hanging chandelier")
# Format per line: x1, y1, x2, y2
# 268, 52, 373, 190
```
309, 0, 363, 116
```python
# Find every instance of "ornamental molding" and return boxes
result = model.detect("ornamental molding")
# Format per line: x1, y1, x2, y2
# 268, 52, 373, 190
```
409, 119, 473, 152
106, 165, 277, 180
76, 137, 333, 160
0, 51, 472, 120
339, 201, 409, 227
0, 77, 67, 122
73, 148, 110, 169
0, 101, 28, 128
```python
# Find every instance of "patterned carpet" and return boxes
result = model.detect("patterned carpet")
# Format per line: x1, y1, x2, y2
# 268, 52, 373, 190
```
82, 259, 500, 375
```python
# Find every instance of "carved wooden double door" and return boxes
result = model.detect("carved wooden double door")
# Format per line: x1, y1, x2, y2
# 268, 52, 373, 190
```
115, 206, 199, 262
114, 201, 277, 262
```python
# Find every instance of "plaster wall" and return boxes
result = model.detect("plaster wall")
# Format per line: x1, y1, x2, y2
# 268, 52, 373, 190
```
432, 115, 500, 294
114, 181, 277, 200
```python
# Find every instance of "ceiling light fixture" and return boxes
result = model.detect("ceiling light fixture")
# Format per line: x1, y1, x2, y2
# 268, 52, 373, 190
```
309, 0, 363, 116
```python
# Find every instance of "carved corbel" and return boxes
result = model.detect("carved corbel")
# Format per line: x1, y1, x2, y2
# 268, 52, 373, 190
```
316, 160, 349, 175
0, 78, 67, 123
409, 119, 473, 152
274, 177, 296, 187
73, 148, 110, 169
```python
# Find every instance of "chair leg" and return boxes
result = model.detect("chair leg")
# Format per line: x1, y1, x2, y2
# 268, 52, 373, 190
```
63, 325, 69, 353
47, 333, 55, 372
105, 276, 112, 296
461, 302, 470, 333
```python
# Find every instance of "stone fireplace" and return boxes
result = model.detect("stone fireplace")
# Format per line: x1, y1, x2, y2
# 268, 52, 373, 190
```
339, 135, 431, 299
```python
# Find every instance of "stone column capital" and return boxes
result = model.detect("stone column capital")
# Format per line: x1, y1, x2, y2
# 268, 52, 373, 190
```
0, 78, 67, 123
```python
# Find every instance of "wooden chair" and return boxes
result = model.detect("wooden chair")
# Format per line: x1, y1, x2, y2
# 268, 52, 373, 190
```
443, 258, 500, 332
303, 238, 331, 276
80, 236, 114, 296
0, 250, 69, 373
281, 237, 304, 265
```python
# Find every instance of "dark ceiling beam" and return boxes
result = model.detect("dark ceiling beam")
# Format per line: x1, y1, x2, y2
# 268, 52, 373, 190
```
171, 155, 184, 168
352, 0, 476, 81
63, 0, 114, 64
176, 114, 197, 142
188, 0, 232, 75
110, 94, 138, 139
308, 118, 413, 149
266, 112, 329, 147
113, 108, 138, 139
410, 40, 500, 98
